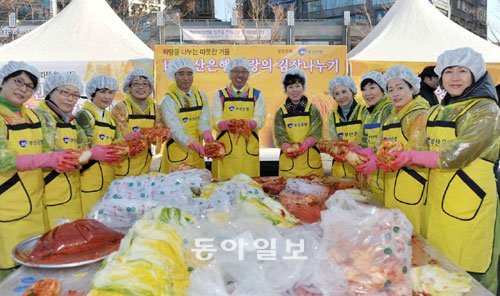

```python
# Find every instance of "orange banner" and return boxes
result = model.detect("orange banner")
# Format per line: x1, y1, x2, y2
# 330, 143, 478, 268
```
154, 45, 347, 147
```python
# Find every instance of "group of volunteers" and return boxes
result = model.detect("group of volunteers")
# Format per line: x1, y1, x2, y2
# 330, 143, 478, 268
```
285, 47, 498, 293
0, 46, 498, 293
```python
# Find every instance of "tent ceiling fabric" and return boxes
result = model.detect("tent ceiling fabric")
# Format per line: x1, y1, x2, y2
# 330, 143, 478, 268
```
348, 0, 500, 63
0, 0, 153, 62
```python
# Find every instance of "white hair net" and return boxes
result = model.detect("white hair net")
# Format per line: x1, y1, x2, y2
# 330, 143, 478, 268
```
166, 58, 196, 80
329, 76, 357, 95
281, 68, 307, 91
44, 72, 83, 96
361, 71, 385, 92
0, 61, 41, 90
434, 47, 486, 81
224, 58, 251, 79
383, 66, 421, 95
86, 75, 118, 99
122, 68, 153, 94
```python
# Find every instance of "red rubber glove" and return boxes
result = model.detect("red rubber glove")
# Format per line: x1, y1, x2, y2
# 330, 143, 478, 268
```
124, 131, 142, 141
217, 120, 230, 131
90, 145, 122, 164
281, 142, 297, 158
16, 151, 78, 172
387, 150, 440, 171
188, 141, 205, 156
297, 137, 315, 155
355, 147, 377, 174
245, 119, 257, 130
202, 130, 214, 143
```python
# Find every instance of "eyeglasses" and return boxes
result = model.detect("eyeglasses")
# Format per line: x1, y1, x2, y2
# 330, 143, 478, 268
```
130, 82, 150, 88
57, 88, 81, 100
11, 77, 35, 93
230, 70, 249, 76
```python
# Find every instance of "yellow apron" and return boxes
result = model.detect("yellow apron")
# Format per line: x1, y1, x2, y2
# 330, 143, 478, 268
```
364, 122, 385, 201
43, 118, 83, 229
330, 104, 363, 178
115, 98, 155, 177
382, 116, 428, 234
0, 108, 48, 268
212, 87, 260, 180
278, 102, 323, 178
362, 97, 392, 201
159, 89, 205, 173
425, 99, 497, 273
79, 101, 117, 215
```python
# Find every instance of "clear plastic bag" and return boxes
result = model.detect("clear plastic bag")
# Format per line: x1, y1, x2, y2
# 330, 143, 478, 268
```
279, 178, 331, 223
87, 169, 212, 229
321, 190, 414, 295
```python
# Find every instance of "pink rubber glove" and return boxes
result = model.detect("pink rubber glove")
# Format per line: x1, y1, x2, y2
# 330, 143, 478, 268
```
17, 151, 80, 172
297, 137, 315, 155
217, 120, 230, 131
245, 119, 257, 130
90, 145, 122, 164
348, 143, 373, 156
281, 143, 297, 158
389, 150, 440, 171
355, 148, 377, 174
202, 130, 214, 143
124, 131, 143, 141
188, 141, 205, 156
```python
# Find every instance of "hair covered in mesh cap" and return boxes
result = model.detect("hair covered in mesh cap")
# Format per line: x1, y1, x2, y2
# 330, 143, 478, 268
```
361, 71, 385, 92
0, 61, 41, 90
224, 58, 251, 78
329, 76, 357, 95
44, 72, 83, 96
122, 68, 153, 94
383, 65, 421, 95
281, 68, 307, 91
434, 47, 486, 81
86, 75, 118, 99
166, 58, 196, 80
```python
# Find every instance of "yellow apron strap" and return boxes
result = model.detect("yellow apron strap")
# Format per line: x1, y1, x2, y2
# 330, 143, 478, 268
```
194, 90, 203, 107
247, 88, 255, 99
280, 105, 288, 115
221, 89, 230, 99
168, 92, 183, 109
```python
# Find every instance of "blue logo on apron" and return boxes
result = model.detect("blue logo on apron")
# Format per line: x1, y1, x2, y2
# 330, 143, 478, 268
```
19, 140, 27, 147
99, 134, 105, 140
63, 137, 70, 144
182, 117, 188, 123
229, 106, 235, 111
287, 123, 293, 128
338, 133, 344, 138
132, 126, 139, 132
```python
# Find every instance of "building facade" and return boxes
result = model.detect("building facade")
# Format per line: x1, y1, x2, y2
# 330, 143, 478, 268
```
297, 0, 486, 39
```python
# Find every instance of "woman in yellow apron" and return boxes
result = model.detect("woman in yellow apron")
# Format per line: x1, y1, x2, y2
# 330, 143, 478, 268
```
274, 69, 323, 178
75, 75, 123, 215
350, 71, 393, 201
38, 72, 89, 228
388, 48, 499, 293
0, 62, 79, 272
160, 58, 213, 173
327, 76, 364, 178
378, 66, 430, 234
112, 69, 161, 177
211, 58, 266, 180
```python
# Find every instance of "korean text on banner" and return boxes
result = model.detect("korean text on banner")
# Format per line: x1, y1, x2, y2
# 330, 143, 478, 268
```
154, 45, 347, 147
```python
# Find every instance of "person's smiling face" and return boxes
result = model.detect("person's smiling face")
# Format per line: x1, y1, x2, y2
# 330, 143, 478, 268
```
332, 85, 354, 107
441, 66, 473, 97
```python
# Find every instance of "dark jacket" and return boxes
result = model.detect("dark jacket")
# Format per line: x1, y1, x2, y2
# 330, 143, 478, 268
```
418, 82, 439, 106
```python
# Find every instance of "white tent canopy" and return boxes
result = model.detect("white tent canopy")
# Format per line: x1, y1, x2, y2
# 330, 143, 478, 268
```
0, 0, 153, 62
348, 0, 500, 63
